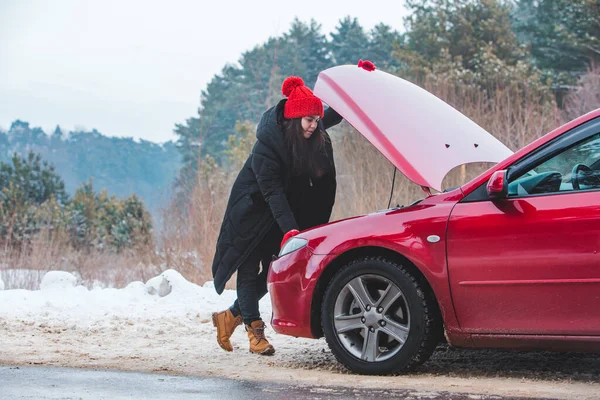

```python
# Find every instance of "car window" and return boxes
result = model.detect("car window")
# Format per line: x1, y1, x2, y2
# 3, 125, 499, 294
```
508, 133, 600, 197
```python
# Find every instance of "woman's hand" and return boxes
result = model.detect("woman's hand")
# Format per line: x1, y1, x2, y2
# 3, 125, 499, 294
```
280, 229, 300, 248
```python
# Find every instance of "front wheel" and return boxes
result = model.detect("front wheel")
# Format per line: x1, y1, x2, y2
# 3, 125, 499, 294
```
321, 257, 441, 375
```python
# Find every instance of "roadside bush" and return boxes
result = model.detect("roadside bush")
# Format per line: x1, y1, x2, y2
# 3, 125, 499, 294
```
0, 152, 153, 253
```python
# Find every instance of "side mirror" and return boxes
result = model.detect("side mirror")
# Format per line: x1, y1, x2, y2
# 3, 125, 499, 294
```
487, 170, 508, 199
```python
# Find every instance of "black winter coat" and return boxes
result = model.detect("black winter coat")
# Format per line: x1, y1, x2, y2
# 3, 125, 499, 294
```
211, 99, 342, 294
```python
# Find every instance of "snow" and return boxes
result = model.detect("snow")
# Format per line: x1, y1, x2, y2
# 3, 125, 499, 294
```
0, 269, 270, 329
0, 276, 4, 290
1, 269, 598, 400
40, 271, 78, 290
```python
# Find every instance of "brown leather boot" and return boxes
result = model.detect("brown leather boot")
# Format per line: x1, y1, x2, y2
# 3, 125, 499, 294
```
246, 320, 275, 355
212, 309, 243, 352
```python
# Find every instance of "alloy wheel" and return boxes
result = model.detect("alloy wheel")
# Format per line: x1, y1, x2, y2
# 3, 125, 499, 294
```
333, 274, 410, 362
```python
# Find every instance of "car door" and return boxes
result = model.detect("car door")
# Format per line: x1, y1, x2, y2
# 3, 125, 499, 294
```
446, 117, 600, 336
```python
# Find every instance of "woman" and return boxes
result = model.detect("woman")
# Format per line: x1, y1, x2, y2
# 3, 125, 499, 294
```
211, 76, 342, 355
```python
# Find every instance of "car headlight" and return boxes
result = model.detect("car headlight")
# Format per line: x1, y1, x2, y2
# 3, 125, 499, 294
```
278, 237, 308, 257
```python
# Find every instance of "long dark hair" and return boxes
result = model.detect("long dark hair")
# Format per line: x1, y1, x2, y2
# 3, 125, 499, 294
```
282, 117, 330, 178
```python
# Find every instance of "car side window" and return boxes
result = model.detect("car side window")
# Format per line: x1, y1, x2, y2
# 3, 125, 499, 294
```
508, 133, 600, 197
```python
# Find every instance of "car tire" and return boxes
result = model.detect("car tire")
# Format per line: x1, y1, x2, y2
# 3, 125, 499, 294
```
321, 256, 441, 375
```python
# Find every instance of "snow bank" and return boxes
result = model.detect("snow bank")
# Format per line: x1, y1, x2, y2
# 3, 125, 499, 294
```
40, 271, 78, 290
144, 269, 199, 297
0, 269, 267, 329
0, 277, 4, 290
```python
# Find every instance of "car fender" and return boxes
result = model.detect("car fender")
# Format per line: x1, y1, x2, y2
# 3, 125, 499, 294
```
300, 193, 463, 335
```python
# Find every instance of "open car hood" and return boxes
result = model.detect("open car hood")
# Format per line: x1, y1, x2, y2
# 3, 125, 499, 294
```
314, 65, 513, 192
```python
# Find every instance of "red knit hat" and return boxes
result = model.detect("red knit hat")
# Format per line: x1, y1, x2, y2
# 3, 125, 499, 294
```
281, 76, 324, 119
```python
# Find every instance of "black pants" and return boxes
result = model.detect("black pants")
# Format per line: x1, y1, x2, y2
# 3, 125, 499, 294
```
230, 225, 282, 326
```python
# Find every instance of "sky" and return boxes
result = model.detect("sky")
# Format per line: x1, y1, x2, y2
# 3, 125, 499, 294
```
0, 0, 409, 143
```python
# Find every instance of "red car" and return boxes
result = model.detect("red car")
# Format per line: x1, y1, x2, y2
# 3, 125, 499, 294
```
267, 64, 600, 375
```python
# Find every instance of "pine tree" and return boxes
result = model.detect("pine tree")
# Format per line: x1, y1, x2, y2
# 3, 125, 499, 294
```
512, 0, 600, 87
398, 0, 543, 90
0, 152, 68, 206
404, 0, 526, 67
278, 18, 332, 85
0, 129, 8, 156
367, 23, 404, 71
50, 125, 64, 145
1, 134, 160, 251
0, 152, 68, 245
330, 17, 369, 65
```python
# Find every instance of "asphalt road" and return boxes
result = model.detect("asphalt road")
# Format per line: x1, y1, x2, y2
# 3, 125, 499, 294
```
0, 365, 558, 400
